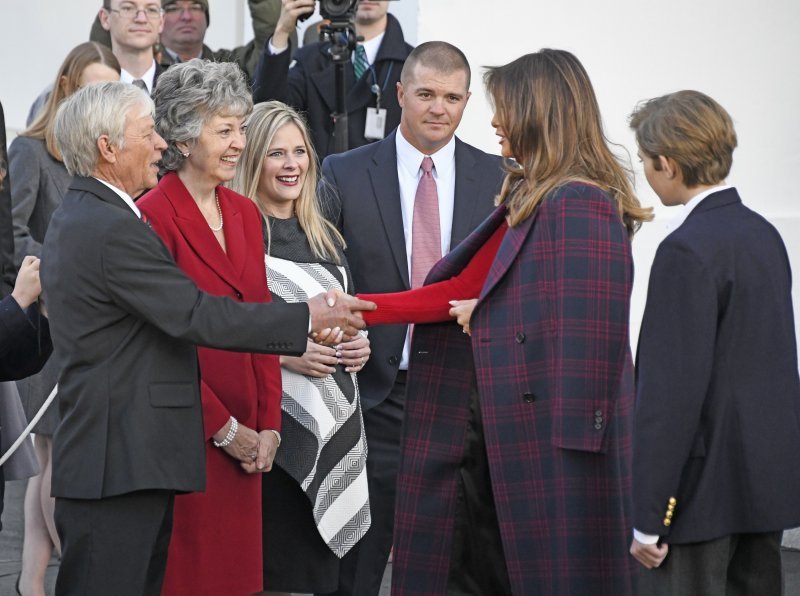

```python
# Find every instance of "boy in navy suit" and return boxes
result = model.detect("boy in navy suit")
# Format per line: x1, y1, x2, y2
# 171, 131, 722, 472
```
628, 90, 800, 595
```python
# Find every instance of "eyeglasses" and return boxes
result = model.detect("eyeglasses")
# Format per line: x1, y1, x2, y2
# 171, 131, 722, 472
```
163, 2, 205, 15
106, 4, 164, 19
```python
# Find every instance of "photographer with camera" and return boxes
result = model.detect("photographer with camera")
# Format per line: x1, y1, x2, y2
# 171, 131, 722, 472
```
252, 0, 412, 159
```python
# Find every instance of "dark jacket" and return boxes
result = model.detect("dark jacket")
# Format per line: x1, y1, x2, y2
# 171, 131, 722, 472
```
253, 13, 412, 159
634, 188, 800, 543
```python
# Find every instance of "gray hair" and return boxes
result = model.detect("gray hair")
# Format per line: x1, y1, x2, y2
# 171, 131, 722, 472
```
54, 81, 153, 176
153, 59, 253, 172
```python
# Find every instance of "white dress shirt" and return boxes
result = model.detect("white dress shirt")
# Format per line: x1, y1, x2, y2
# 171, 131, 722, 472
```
120, 61, 157, 94
94, 178, 141, 218
395, 129, 456, 369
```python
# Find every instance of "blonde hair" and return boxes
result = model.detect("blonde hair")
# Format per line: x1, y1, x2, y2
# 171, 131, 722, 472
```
24, 42, 120, 161
629, 90, 737, 187
231, 101, 345, 263
484, 49, 652, 235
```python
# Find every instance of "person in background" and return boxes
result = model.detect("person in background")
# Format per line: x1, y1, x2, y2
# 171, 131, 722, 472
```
629, 90, 800, 596
137, 60, 282, 595
97, 0, 164, 93
88, 0, 292, 84
231, 100, 372, 595
319, 41, 503, 596
41, 80, 371, 596
253, 0, 412, 159
354, 49, 652, 594
8, 41, 120, 596
0, 102, 16, 295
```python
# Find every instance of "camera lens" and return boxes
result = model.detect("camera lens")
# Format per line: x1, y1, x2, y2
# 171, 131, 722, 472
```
320, 0, 355, 18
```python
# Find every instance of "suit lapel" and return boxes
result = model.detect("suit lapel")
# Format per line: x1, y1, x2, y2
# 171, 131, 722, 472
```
71, 176, 146, 222
451, 138, 486, 247
368, 133, 410, 288
159, 174, 243, 292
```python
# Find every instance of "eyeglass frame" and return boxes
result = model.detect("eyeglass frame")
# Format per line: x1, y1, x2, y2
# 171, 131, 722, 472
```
104, 3, 164, 20
163, 2, 206, 16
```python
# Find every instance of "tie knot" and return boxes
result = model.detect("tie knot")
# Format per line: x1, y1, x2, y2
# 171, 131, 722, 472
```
132, 79, 147, 92
420, 156, 434, 174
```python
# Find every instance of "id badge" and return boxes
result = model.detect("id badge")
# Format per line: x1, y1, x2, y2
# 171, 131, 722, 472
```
364, 107, 387, 140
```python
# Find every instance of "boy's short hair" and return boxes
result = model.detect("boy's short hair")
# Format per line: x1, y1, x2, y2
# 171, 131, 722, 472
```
629, 90, 737, 187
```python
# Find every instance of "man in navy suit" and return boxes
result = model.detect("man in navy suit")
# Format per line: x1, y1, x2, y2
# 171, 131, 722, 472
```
320, 41, 504, 595
629, 90, 800, 595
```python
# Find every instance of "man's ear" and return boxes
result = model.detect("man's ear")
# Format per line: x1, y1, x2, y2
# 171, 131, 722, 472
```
99, 8, 112, 32
97, 135, 118, 164
658, 155, 679, 180
396, 81, 405, 109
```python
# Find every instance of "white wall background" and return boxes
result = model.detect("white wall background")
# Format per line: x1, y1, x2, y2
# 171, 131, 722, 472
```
1, 0, 799, 348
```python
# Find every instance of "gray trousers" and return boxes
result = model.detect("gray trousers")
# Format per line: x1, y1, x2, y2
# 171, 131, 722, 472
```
638, 531, 783, 596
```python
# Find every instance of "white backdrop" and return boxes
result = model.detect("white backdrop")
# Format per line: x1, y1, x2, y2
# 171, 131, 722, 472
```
1, 0, 799, 348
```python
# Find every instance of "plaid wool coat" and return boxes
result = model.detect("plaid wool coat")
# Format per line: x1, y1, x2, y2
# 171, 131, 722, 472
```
393, 182, 637, 595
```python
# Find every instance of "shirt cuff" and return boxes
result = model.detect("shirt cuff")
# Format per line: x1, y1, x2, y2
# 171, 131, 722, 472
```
633, 529, 660, 545
268, 37, 289, 55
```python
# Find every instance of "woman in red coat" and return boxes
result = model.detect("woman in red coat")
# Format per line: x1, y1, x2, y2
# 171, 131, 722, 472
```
138, 60, 281, 596
356, 50, 653, 595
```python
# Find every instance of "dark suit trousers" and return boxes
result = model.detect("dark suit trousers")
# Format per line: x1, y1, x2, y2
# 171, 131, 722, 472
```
55, 490, 174, 596
321, 372, 406, 596
637, 531, 783, 596
446, 381, 512, 595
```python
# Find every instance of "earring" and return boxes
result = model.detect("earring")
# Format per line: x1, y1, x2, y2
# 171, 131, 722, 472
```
182, 152, 190, 158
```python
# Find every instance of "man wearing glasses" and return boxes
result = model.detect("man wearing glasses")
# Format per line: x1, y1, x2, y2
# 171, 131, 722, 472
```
98, 0, 165, 93
90, 0, 290, 86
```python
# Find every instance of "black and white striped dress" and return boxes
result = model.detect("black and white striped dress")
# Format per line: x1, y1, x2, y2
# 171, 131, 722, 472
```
262, 215, 370, 573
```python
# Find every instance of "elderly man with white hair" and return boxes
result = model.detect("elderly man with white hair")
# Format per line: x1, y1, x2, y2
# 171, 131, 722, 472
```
40, 81, 374, 596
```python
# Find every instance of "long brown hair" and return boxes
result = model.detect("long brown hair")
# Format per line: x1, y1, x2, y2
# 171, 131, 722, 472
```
24, 42, 120, 161
484, 49, 652, 235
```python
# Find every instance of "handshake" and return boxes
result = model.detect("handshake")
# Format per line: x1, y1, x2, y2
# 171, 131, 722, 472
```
307, 289, 375, 345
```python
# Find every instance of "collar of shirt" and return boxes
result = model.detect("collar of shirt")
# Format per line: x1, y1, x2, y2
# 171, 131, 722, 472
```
163, 47, 202, 63
356, 31, 385, 67
664, 184, 733, 234
120, 61, 157, 94
94, 177, 141, 218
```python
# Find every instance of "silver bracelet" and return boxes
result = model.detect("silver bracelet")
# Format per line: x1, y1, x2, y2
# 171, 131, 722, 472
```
213, 416, 238, 447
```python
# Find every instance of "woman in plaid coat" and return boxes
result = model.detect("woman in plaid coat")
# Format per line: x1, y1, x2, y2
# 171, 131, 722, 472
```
360, 49, 652, 595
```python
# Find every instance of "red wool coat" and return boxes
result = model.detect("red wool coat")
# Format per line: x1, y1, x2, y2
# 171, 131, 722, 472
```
138, 173, 281, 596
393, 183, 637, 595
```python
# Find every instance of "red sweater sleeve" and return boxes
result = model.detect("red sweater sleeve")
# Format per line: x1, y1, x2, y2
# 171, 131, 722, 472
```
360, 221, 508, 325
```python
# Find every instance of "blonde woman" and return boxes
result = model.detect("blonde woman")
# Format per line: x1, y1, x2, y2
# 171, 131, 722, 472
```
231, 101, 371, 594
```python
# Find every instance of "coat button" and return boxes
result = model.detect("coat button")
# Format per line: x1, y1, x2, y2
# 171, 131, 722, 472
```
523, 392, 535, 403
663, 518, 671, 527
595, 409, 603, 417
594, 423, 603, 430
388, 356, 399, 365
515, 331, 526, 344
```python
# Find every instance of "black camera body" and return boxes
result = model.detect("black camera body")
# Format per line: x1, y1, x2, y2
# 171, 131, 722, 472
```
319, 0, 360, 22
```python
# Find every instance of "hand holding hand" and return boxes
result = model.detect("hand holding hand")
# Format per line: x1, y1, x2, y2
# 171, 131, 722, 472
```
630, 538, 669, 569
449, 299, 478, 336
307, 289, 376, 346
337, 331, 371, 373
213, 418, 260, 465
12, 256, 43, 310
281, 339, 338, 378
240, 429, 280, 473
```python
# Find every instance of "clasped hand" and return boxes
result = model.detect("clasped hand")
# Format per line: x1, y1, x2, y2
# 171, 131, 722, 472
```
214, 420, 280, 473
307, 288, 375, 346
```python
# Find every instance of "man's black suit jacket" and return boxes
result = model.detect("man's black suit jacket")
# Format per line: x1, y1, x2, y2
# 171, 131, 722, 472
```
41, 176, 309, 499
634, 188, 800, 543
252, 13, 412, 160
321, 130, 504, 411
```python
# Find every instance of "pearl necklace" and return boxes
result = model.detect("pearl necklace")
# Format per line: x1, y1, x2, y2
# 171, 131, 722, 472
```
208, 191, 223, 232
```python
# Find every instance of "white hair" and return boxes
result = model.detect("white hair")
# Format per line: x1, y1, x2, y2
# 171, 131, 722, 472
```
54, 81, 153, 176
